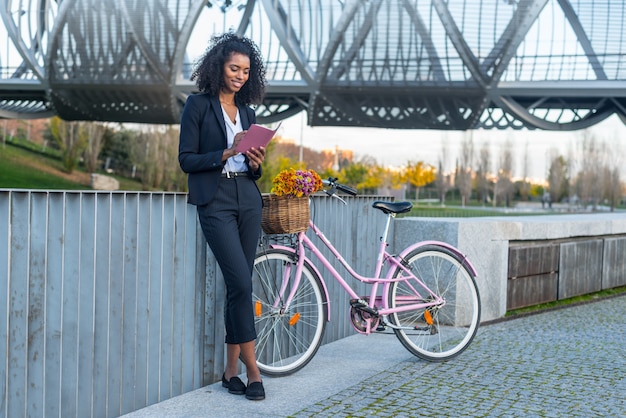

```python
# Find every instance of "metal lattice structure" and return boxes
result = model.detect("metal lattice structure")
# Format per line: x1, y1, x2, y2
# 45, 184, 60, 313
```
1, 0, 625, 130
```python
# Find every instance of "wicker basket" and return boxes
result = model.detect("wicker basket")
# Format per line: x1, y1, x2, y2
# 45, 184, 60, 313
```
261, 194, 310, 234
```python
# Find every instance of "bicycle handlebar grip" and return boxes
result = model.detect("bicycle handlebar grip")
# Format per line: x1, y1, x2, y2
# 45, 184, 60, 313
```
337, 183, 357, 196
322, 177, 357, 196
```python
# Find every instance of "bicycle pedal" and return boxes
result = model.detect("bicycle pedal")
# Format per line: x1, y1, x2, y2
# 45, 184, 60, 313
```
349, 298, 367, 308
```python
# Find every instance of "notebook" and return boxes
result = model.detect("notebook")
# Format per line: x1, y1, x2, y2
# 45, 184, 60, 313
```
235, 122, 282, 153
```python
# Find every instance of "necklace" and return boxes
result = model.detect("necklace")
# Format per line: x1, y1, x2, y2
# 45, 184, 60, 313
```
220, 99, 235, 106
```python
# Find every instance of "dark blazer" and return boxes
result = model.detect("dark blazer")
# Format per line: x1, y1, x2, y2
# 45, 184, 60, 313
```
179, 93, 262, 206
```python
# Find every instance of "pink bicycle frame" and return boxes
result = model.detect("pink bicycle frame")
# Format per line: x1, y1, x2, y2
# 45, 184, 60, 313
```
267, 218, 477, 330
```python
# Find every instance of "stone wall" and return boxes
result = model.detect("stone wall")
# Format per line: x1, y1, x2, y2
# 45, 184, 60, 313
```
393, 213, 626, 322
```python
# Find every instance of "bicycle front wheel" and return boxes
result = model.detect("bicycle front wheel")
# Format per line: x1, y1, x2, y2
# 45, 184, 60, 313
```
388, 245, 480, 361
251, 249, 327, 376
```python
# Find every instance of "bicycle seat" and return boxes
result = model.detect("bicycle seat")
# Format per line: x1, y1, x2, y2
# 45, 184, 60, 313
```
372, 201, 413, 214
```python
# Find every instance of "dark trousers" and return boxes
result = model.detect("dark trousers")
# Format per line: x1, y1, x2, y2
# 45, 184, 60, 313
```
197, 176, 262, 344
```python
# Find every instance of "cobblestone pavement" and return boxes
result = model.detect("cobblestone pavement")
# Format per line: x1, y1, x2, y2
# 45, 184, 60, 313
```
291, 296, 626, 417
123, 295, 625, 418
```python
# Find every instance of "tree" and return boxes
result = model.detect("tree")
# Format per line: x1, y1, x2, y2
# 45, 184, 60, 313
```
99, 127, 138, 176
577, 132, 603, 209
599, 134, 624, 212
603, 166, 622, 211
455, 135, 474, 207
547, 151, 568, 204
475, 141, 491, 205
82, 122, 107, 173
495, 140, 514, 207
565, 145, 580, 208
48, 117, 88, 173
341, 162, 369, 191
435, 141, 451, 205
519, 141, 531, 201
360, 164, 385, 193
135, 126, 185, 191
403, 160, 436, 201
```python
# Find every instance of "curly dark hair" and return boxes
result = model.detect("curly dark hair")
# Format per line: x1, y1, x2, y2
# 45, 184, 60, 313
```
191, 32, 267, 105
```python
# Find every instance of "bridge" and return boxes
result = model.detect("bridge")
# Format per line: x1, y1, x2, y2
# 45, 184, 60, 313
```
1, 0, 625, 130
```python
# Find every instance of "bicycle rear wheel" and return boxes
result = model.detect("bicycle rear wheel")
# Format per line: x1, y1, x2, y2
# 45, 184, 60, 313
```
388, 245, 480, 361
251, 248, 327, 376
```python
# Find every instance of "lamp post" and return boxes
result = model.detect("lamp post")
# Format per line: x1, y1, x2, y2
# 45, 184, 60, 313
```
299, 111, 304, 163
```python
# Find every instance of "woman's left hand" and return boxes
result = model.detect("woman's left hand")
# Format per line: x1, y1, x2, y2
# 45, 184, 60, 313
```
246, 146, 266, 172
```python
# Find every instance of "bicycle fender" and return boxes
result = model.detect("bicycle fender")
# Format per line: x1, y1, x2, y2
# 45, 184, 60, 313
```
267, 244, 332, 321
397, 240, 478, 277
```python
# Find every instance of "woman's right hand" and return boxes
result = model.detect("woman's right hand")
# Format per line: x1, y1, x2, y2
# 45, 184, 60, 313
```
223, 130, 247, 161
232, 131, 246, 151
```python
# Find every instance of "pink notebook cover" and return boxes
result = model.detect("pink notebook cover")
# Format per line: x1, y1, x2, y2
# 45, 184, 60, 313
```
235, 123, 281, 153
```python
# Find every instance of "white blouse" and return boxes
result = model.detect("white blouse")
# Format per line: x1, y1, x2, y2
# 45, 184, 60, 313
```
221, 106, 248, 174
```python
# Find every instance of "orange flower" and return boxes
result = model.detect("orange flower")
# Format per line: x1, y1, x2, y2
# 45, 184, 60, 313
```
271, 168, 323, 197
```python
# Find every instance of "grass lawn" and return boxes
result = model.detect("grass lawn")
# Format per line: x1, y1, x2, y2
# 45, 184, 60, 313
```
403, 204, 548, 218
0, 142, 145, 191
505, 286, 626, 318
0, 144, 87, 190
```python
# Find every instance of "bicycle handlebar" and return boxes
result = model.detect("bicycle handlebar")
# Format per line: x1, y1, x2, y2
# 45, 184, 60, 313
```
322, 177, 358, 196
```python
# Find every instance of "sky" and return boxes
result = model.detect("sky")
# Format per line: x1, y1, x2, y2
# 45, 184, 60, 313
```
275, 112, 626, 182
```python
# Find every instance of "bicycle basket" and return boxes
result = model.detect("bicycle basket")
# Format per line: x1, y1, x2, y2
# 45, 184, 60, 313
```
261, 194, 310, 234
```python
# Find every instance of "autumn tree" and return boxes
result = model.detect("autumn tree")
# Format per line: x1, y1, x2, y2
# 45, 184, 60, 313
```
358, 164, 385, 193
403, 160, 436, 201
341, 161, 369, 191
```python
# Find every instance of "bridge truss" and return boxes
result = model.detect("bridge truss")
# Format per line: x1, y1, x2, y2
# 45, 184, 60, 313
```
1, 0, 625, 130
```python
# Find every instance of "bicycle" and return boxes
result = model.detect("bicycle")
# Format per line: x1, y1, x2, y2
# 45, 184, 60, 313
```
252, 178, 480, 376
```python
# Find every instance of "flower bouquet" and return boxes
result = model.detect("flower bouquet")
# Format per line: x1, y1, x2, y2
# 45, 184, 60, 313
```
262, 168, 323, 234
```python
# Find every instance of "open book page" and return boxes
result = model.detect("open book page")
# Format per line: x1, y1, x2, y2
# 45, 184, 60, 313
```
235, 122, 282, 153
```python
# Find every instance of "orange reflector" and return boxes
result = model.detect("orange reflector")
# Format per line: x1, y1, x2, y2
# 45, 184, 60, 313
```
423, 310, 433, 325
289, 313, 301, 326
255, 301, 262, 317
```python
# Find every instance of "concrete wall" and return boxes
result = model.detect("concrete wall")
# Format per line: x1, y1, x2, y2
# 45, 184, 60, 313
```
393, 213, 626, 322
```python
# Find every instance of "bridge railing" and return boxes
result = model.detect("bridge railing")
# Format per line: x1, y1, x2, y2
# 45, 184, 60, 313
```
0, 189, 390, 418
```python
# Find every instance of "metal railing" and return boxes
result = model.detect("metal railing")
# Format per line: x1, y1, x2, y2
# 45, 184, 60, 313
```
0, 189, 391, 418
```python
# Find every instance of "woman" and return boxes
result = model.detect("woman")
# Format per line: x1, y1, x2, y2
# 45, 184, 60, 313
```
178, 32, 267, 401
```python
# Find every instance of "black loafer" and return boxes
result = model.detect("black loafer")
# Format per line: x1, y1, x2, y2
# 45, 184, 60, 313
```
245, 381, 265, 401
221, 374, 246, 395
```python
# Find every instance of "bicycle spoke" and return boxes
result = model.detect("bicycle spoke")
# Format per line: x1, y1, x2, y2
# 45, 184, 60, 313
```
389, 245, 480, 361
252, 249, 326, 376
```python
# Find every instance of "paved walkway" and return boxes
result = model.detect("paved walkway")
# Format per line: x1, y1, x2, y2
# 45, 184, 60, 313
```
123, 295, 626, 417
